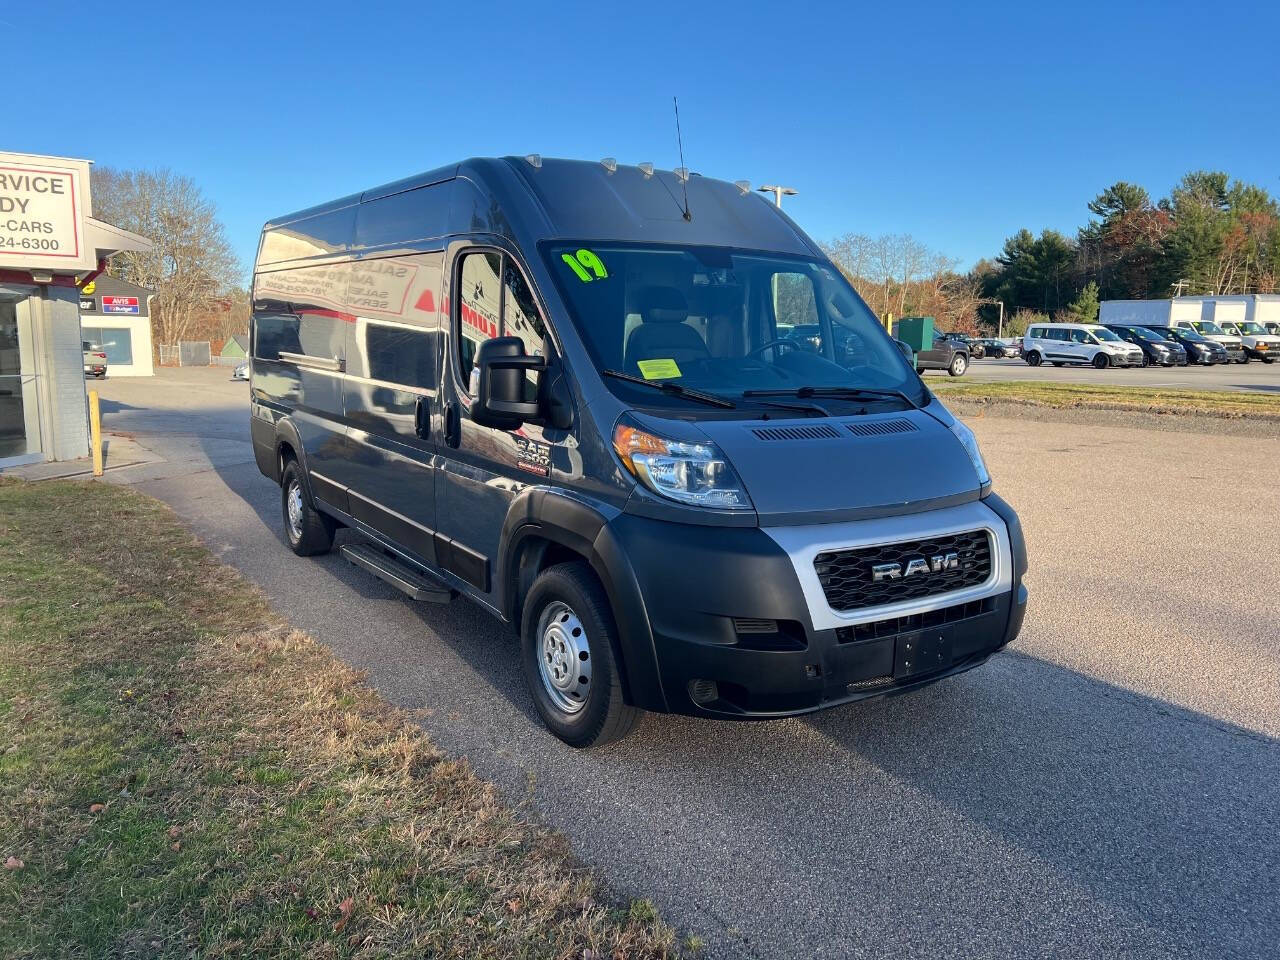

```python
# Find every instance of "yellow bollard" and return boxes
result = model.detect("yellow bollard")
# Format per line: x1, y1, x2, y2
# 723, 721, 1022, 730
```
89, 390, 103, 477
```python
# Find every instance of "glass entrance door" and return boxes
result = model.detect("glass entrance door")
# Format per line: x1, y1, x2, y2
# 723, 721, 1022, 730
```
0, 291, 41, 463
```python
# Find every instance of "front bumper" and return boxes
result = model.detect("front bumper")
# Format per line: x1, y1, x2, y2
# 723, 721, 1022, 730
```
600, 496, 1028, 718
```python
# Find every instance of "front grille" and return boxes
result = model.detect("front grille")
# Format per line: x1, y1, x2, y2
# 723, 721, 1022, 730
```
836, 597, 996, 644
815, 530, 992, 611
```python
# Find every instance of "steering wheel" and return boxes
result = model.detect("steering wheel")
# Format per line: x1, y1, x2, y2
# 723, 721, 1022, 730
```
748, 338, 801, 360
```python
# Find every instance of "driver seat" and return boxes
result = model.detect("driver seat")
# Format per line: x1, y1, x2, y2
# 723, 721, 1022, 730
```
624, 287, 710, 375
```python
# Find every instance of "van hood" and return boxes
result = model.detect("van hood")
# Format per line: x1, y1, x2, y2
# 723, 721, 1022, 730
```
687, 408, 983, 525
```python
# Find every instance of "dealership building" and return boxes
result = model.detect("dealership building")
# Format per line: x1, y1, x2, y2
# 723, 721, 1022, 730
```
0, 150, 152, 468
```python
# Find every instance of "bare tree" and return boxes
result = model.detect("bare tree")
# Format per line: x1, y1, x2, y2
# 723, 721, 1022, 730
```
823, 233, 976, 331
92, 168, 242, 350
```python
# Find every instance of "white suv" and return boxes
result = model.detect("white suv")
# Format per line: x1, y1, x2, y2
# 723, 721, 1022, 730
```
1022, 323, 1145, 368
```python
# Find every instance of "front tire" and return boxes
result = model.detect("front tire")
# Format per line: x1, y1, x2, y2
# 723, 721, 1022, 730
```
1025, 351, 1041, 366
280, 459, 336, 556
521, 562, 640, 748
1092, 353, 1110, 369
948, 354, 968, 376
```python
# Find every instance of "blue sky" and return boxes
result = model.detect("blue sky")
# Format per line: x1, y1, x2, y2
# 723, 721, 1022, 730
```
12, 0, 1280, 279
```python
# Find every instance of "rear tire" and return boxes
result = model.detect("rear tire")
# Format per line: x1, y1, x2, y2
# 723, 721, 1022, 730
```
1092, 353, 1110, 369
281, 459, 336, 556
1141, 353, 1150, 367
521, 563, 640, 748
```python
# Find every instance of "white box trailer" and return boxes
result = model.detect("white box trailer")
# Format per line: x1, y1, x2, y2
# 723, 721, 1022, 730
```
1099, 298, 1203, 327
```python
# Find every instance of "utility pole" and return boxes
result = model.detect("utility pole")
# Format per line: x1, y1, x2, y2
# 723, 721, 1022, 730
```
757, 184, 797, 208
1171, 278, 1192, 297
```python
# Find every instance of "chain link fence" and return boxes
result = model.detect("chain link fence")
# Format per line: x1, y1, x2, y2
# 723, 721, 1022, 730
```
158, 342, 214, 367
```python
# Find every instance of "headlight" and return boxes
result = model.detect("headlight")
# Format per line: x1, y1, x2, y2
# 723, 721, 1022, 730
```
948, 418, 991, 487
612, 419, 752, 510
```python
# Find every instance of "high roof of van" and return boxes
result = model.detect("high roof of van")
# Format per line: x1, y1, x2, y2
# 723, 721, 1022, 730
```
256, 157, 818, 270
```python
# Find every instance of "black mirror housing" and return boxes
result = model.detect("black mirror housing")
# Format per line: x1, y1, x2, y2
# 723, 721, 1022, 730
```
472, 336, 544, 430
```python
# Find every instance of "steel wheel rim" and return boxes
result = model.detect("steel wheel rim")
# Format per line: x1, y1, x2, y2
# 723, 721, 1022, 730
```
286, 480, 304, 541
536, 601, 591, 715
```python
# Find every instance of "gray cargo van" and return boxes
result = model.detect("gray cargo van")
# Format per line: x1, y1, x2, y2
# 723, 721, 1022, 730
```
249, 157, 1028, 746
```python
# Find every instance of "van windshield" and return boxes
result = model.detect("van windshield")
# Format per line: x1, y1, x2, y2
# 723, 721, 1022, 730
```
543, 244, 925, 409
1088, 326, 1123, 342
1193, 321, 1225, 336
1237, 321, 1266, 335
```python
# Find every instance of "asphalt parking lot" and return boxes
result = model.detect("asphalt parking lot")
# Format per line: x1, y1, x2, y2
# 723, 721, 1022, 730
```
89, 369, 1280, 959
949, 356, 1280, 392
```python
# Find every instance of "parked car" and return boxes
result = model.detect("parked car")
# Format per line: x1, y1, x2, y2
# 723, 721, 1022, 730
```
1138, 325, 1227, 365
1022, 323, 1144, 368
1102, 324, 1187, 366
232, 361, 249, 380
940, 332, 982, 358
1218, 320, 1280, 363
914, 333, 971, 375
973, 337, 1018, 359
249, 157, 1027, 747
1175, 320, 1247, 363
82, 341, 107, 378
1264, 320, 1280, 337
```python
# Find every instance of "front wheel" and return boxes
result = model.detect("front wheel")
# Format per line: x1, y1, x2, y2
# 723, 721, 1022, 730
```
948, 354, 968, 376
1092, 353, 1110, 369
1025, 351, 1041, 366
280, 460, 336, 556
521, 562, 640, 748
1141, 353, 1150, 367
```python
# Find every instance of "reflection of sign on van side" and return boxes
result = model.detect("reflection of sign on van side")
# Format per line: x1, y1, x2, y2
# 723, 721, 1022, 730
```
102, 296, 140, 314
254, 264, 348, 313
349, 261, 417, 315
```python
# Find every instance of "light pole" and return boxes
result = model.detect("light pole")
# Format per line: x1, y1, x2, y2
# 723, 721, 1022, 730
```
758, 184, 797, 208
976, 298, 1005, 339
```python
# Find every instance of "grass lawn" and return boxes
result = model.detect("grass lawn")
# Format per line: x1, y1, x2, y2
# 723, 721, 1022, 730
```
0, 479, 681, 959
929, 379, 1280, 418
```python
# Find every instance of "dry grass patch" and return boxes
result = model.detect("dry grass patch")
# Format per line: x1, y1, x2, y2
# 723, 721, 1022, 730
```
0, 478, 681, 959
930, 379, 1280, 419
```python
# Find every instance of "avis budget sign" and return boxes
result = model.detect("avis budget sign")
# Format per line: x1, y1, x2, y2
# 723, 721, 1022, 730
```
0, 152, 94, 273
101, 296, 140, 314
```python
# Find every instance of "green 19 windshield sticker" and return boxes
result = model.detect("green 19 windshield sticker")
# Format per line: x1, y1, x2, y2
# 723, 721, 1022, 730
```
561, 248, 608, 282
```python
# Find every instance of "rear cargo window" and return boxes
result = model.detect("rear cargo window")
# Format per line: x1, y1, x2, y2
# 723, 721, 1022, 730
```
365, 322, 436, 389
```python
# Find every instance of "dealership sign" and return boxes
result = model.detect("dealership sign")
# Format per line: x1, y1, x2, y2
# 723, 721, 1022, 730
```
102, 295, 140, 314
0, 152, 95, 273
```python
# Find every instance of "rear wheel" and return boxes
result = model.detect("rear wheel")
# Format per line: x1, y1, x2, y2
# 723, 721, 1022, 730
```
1092, 353, 1110, 369
280, 459, 336, 556
1141, 353, 1150, 367
521, 562, 640, 748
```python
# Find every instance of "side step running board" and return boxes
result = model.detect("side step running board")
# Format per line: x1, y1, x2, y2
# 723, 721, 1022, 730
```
340, 543, 455, 603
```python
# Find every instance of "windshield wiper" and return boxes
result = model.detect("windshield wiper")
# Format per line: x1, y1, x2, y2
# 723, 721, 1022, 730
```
602, 369, 736, 408
742, 385, 919, 409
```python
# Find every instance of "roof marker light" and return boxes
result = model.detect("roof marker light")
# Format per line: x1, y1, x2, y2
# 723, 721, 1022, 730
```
601, 157, 617, 173
638, 162, 654, 178
734, 180, 751, 195
674, 166, 690, 183
524, 154, 542, 168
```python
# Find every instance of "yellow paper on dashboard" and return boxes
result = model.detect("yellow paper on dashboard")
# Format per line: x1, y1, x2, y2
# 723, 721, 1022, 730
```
636, 359, 682, 380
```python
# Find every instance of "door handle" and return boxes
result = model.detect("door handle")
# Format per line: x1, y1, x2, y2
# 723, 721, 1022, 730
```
444, 401, 461, 448
414, 396, 430, 440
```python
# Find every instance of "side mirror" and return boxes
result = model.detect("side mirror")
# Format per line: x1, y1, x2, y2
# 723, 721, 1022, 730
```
893, 338, 915, 364
473, 336, 544, 430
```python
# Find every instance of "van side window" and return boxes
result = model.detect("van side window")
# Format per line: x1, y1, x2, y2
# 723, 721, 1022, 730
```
254, 314, 302, 360
457, 252, 502, 382
1070, 329, 1088, 343
773, 273, 818, 328
365, 321, 436, 389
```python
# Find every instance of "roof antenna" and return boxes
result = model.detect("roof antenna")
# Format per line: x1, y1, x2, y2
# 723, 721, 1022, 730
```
673, 96, 692, 221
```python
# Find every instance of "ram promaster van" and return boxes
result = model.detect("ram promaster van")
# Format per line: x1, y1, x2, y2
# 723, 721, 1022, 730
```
249, 157, 1028, 746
